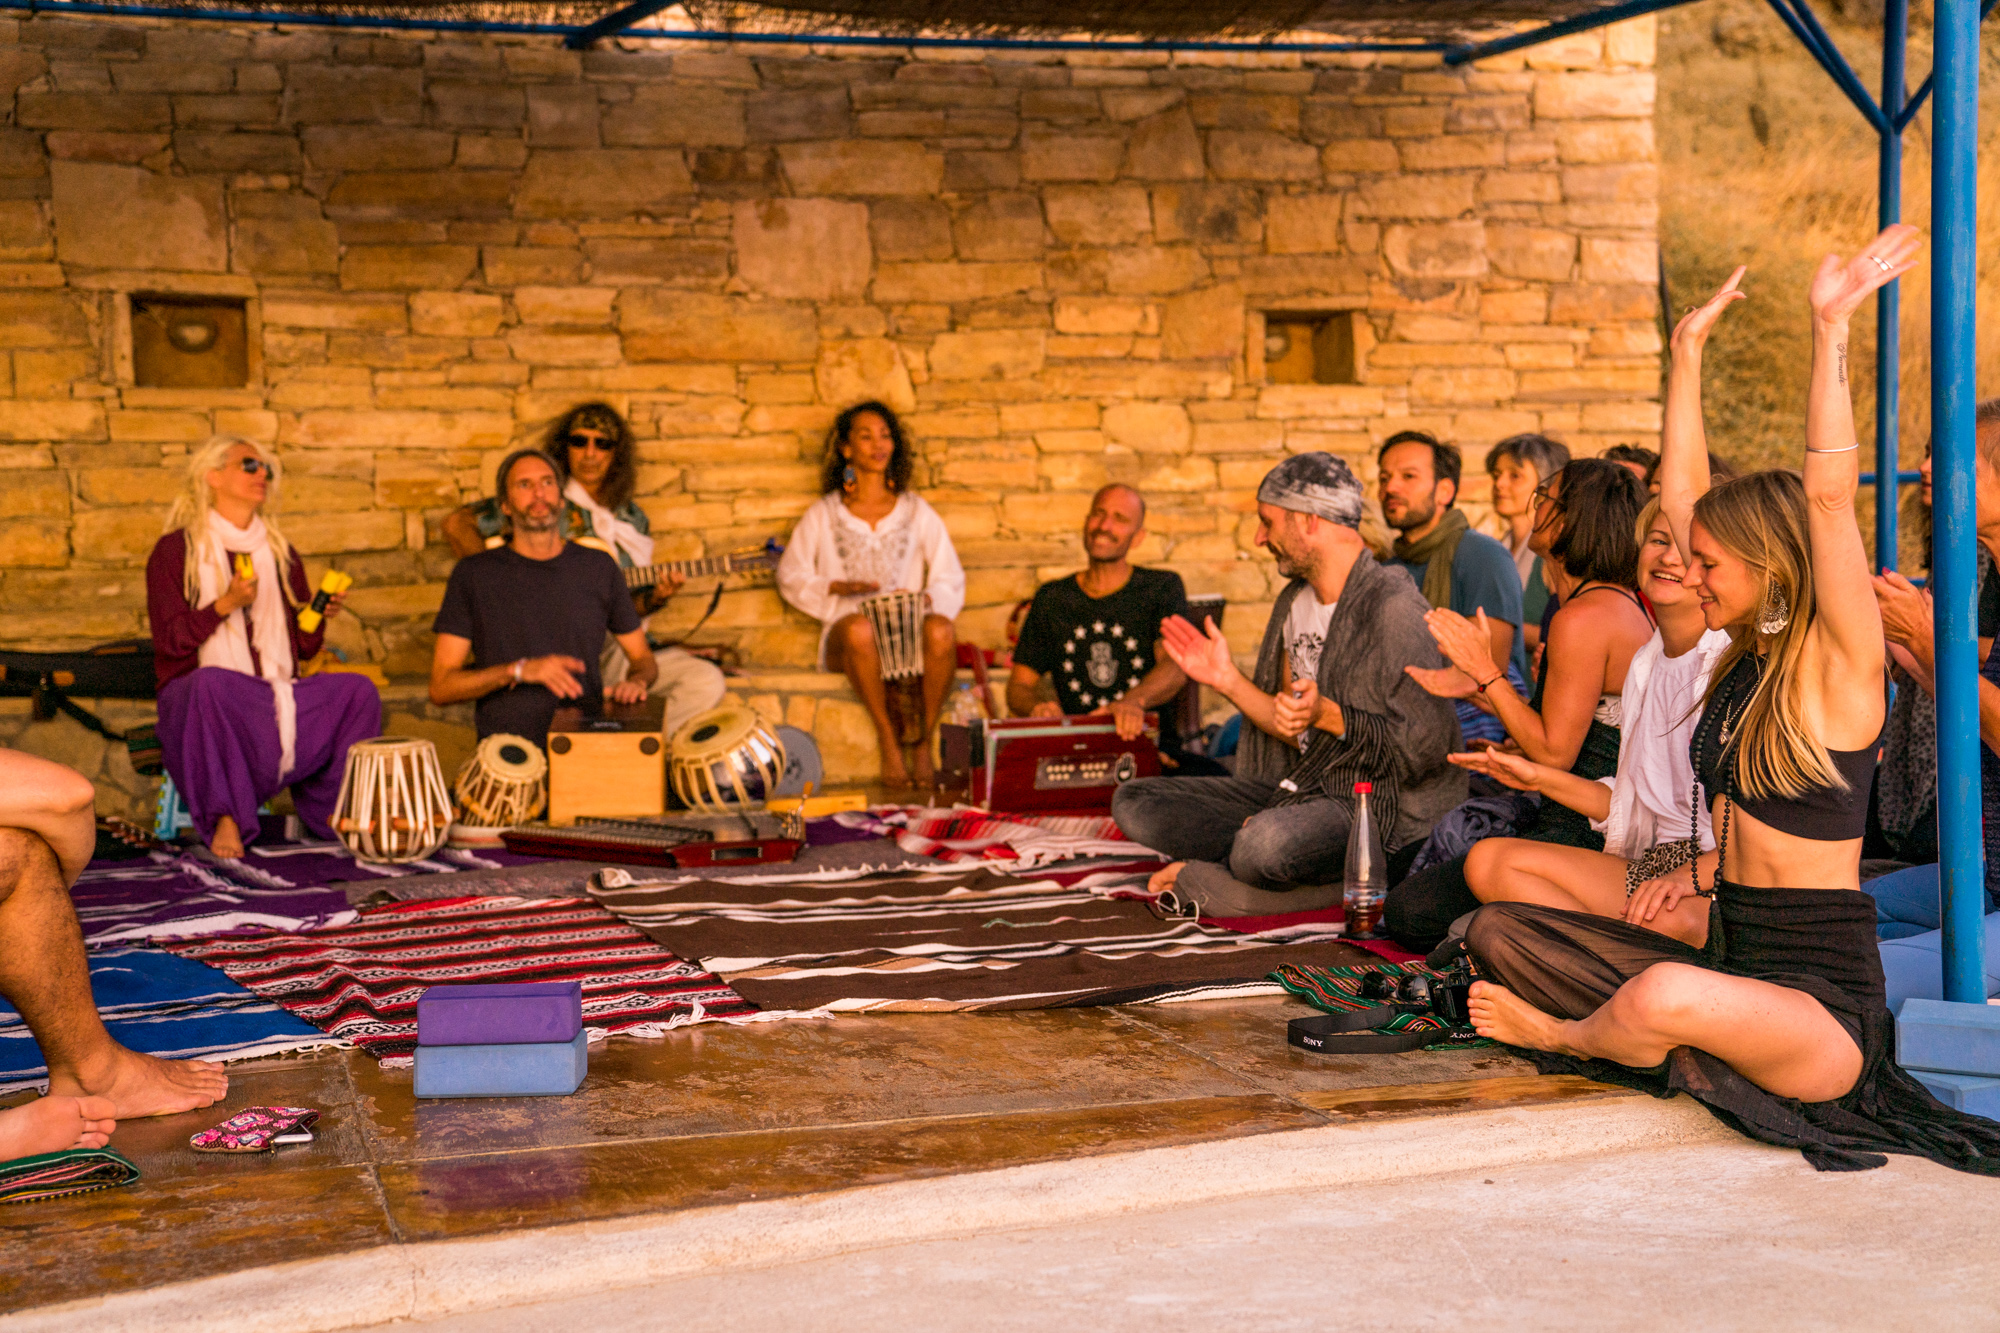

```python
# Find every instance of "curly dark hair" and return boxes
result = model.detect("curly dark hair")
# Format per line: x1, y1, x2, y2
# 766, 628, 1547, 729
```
820, 401, 915, 495
1545, 457, 1646, 587
545, 402, 637, 511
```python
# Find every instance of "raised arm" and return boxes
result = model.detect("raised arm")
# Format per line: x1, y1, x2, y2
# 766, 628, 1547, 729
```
1802, 225, 1922, 681
1659, 267, 1745, 561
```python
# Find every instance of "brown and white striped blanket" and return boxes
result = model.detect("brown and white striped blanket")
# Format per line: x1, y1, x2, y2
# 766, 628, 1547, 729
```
587, 864, 1378, 1012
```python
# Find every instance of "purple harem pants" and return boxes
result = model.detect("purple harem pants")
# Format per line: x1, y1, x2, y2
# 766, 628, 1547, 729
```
157, 667, 382, 846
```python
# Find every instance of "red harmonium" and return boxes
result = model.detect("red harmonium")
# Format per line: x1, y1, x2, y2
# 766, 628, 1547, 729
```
970, 715, 1160, 815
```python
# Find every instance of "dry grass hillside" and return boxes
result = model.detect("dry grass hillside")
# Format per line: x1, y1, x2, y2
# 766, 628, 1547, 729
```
1655, 0, 2000, 564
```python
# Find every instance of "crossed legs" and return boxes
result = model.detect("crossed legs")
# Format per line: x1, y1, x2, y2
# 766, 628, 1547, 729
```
1463, 902, 1864, 1105
1465, 837, 1710, 947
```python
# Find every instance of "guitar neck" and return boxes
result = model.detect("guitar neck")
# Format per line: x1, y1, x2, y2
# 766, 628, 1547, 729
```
624, 554, 761, 588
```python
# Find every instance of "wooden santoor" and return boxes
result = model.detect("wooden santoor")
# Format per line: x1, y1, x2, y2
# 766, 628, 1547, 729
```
861, 590, 925, 681
453, 733, 547, 829
333, 737, 452, 863
669, 705, 787, 812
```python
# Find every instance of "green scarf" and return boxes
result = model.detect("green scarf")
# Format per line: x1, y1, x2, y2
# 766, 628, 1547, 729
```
1393, 507, 1469, 610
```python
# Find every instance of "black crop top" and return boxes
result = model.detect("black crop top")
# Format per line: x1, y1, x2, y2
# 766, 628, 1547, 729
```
1691, 654, 1878, 842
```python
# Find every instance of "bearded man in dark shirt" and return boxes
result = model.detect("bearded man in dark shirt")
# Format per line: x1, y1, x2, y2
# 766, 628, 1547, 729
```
430, 449, 656, 750
1006, 484, 1218, 772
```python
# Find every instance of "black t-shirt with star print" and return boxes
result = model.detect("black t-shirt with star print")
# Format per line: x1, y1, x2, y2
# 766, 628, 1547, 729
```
1013, 568, 1192, 750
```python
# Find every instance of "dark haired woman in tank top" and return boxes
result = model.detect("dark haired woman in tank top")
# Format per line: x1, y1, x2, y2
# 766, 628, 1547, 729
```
1461, 226, 2000, 1173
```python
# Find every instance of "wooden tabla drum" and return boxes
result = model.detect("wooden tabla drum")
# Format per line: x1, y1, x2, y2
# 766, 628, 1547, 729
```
669, 705, 787, 812
861, 590, 926, 681
451, 733, 546, 846
333, 737, 452, 864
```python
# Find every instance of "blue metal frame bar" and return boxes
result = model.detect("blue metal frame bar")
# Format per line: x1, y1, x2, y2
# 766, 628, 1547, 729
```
1932, 0, 1985, 1005
1897, 0, 1999, 130
1875, 0, 1906, 571
1859, 470, 1923, 487
564, 0, 672, 47
1438, 0, 1701, 65
1762, 0, 1890, 130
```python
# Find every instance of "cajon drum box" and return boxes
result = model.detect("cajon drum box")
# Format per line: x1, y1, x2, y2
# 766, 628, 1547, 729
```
546, 697, 665, 827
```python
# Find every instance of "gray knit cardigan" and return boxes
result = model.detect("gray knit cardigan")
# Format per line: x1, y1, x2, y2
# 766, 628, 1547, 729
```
1236, 556, 1467, 852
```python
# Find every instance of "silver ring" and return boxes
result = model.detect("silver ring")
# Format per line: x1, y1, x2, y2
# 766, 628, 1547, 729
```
1871, 255, 1894, 272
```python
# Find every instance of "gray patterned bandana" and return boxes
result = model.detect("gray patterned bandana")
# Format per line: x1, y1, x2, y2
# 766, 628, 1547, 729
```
1256, 452, 1364, 529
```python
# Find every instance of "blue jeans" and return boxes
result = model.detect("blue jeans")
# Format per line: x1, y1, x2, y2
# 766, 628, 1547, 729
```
1110, 775, 1352, 891
1863, 863, 2000, 1009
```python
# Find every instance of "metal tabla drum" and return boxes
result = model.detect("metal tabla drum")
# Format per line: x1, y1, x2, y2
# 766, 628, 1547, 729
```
861, 590, 926, 681
668, 705, 787, 812
450, 733, 547, 846
332, 737, 452, 864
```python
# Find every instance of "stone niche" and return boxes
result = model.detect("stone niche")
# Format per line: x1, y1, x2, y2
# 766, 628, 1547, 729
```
0, 15, 1664, 797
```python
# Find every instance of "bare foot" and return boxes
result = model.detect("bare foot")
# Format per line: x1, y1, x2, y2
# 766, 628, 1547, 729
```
877, 738, 913, 789
208, 815, 245, 860
1147, 861, 1184, 895
912, 745, 937, 789
48, 1045, 228, 1121
1467, 980, 1573, 1054
0, 1095, 118, 1159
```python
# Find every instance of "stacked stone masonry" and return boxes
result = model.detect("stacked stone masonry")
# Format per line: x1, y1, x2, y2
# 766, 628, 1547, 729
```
0, 15, 1663, 803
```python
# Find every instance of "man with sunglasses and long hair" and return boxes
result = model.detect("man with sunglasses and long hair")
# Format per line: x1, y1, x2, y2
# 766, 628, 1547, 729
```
441, 403, 723, 740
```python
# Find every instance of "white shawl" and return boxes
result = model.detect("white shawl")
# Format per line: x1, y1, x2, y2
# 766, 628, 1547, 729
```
565, 478, 654, 570
195, 513, 299, 779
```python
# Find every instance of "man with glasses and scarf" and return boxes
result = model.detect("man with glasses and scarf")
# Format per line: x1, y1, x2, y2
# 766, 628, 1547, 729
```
440, 403, 724, 740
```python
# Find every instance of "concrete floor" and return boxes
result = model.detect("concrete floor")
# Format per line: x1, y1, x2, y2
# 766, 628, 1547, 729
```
1, 996, 1580, 1317
361, 1137, 2000, 1333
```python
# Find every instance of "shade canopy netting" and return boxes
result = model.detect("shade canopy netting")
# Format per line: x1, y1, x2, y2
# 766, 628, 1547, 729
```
41, 0, 1626, 43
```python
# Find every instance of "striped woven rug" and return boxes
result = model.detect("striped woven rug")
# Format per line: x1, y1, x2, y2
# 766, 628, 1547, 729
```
588, 865, 1379, 1012
161, 895, 760, 1062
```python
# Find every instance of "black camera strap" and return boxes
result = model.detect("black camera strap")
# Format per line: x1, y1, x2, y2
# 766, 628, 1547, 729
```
1287, 1003, 1487, 1055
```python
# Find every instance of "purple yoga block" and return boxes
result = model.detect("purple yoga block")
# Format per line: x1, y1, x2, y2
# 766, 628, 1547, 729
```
416, 981, 583, 1046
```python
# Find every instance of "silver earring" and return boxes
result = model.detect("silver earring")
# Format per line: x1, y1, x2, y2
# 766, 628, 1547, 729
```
1756, 584, 1791, 635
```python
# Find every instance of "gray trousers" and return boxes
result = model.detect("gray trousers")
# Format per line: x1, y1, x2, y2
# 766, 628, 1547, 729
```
1111, 775, 1353, 913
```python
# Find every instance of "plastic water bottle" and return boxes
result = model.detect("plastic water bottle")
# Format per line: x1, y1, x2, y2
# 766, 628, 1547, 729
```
1344, 781, 1387, 940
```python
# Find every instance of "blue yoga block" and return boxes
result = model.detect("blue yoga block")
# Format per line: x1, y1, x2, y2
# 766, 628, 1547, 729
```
1896, 998, 2000, 1077
416, 981, 583, 1047
413, 1031, 589, 1098
1910, 1070, 2000, 1121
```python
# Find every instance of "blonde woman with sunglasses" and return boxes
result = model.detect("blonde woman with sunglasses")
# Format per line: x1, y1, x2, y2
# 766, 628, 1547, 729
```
147, 437, 380, 860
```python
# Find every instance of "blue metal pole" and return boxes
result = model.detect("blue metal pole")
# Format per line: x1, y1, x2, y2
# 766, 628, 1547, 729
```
1930, 0, 1985, 1006
1875, 0, 1905, 573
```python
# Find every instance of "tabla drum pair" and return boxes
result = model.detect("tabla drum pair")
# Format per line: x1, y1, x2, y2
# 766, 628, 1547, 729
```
448, 733, 548, 848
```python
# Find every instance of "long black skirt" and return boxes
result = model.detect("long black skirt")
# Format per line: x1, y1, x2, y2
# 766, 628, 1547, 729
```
1464, 882, 2000, 1174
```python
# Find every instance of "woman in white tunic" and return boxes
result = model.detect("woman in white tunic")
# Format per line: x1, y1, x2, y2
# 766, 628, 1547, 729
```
777, 402, 965, 788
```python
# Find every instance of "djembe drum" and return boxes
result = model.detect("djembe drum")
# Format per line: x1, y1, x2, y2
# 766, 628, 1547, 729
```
668, 705, 787, 812
450, 733, 547, 847
862, 590, 927, 745
333, 737, 452, 863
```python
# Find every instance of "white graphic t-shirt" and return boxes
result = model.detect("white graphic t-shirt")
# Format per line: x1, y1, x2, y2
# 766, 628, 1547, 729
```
1283, 586, 1337, 684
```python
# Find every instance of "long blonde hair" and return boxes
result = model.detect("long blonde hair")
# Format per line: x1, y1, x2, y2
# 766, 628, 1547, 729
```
164, 435, 297, 608
1694, 470, 1839, 801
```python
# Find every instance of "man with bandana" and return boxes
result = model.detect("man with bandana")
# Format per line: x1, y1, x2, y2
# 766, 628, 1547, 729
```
1110, 453, 1465, 915
1004, 484, 1222, 774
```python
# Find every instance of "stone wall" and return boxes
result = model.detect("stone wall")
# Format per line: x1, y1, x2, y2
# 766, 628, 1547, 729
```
0, 15, 1662, 686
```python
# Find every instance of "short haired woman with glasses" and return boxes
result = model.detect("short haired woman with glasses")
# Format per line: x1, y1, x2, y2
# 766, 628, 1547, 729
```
1486, 432, 1570, 665
147, 436, 381, 859
441, 402, 725, 739
777, 401, 965, 789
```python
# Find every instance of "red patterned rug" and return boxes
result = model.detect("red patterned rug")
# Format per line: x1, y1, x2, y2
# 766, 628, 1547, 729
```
162, 895, 759, 1062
